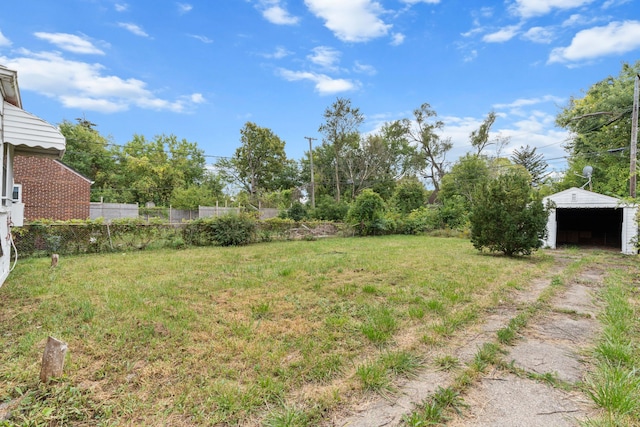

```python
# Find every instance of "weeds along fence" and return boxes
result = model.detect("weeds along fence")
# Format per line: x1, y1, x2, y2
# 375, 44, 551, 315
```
11, 220, 342, 259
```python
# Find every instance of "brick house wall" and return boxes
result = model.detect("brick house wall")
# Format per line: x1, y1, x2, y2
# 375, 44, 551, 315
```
13, 156, 92, 221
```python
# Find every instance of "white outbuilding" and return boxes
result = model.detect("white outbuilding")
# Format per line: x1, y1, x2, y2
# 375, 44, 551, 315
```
542, 187, 638, 255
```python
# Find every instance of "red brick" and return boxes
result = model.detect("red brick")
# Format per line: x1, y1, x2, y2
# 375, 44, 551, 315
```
13, 156, 91, 221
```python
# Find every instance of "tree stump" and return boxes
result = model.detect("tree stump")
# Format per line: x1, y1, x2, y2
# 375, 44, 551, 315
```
40, 336, 68, 383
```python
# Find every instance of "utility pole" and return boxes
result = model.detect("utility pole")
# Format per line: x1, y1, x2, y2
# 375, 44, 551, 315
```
630, 74, 639, 198
304, 136, 317, 209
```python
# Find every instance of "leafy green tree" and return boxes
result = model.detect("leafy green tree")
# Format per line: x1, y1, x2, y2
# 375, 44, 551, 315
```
217, 122, 291, 205
304, 119, 423, 202
511, 145, 548, 186
440, 154, 491, 205
318, 98, 364, 202
170, 186, 213, 210
470, 171, 550, 256
556, 61, 640, 197
404, 103, 452, 191
346, 189, 387, 236
58, 118, 118, 200
470, 111, 497, 156
114, 134, 207, 206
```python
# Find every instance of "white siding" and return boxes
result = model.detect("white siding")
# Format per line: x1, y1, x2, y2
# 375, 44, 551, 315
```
622, 206, 638, 255
543, 208, 557, 249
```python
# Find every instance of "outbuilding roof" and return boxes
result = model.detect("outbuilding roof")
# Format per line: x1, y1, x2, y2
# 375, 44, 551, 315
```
544, 187, 630, 209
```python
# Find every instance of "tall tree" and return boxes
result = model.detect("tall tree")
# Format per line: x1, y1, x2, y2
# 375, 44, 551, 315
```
470, 111, 497, 156
114, 134, 207, 205
58, 118, 117, 200
318, 97, 364, 202
218, 122, 289, 204
511, 145, 548, 185
556, 61, 639, 196
404, 103, 452, 191
305, 120, 423, 201
440, 154, 491, 206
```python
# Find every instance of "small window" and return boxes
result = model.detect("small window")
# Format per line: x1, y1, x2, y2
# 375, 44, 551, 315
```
12, 184, 21, 203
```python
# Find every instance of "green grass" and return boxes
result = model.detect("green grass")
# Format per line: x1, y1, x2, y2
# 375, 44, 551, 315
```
0, 235, 552, 425
582, 264, 640, 426
403, 386, 467, 426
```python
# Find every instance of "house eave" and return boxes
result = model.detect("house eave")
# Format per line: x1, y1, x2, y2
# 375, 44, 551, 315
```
3, 102, 66, 159
0, 65, 21, 108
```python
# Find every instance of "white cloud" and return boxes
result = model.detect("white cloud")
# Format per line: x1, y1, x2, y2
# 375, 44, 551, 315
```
278, 68, 359, 95
463, 49, 478, 62
441, 111, 568, 163
497, 113, 569, 160
0, 30, 11, 47
189, 34, 213, 43
483, 25, 521, 43
549, 20, 640, 64
522, 26, 555, 43
177, 3, 193, 14
307, 46, 340, 70
561, 13, 603, 28
34, 32, 105, 55
0, 50, 199, 113
115, 3, 128, 12
602, 0, 632, 7
263, 5, 300, 25
117, 22, 150, 38
257, 1, 299, 25
493, 95, 565, 111
304, 0, 391, 42
461, 26, 484, 38
262, 46, 291, 59
353, 61, 376, 75
189, 93, 205, 103
562, 14, 584, 27
509, 0, 595, 19
391, 33, 405, 46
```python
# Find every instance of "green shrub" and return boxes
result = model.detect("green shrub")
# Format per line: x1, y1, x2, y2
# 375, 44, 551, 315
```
470, 171, 550, 256
437, 195, 469, 231
183, 214, 256, 246
286, 202, 308, 221
399, 207, 440, 235
391, 179, 427, 215
309, 195, 350, 222
346, 190, 388, 236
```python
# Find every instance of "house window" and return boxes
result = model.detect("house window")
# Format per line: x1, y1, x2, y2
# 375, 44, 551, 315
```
12, 184, 21, 203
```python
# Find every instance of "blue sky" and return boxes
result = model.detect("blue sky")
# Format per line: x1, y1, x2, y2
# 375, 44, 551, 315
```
1, 0, 639, 174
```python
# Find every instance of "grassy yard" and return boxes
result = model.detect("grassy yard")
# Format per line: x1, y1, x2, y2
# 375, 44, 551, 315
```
1, 235, 555, 425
